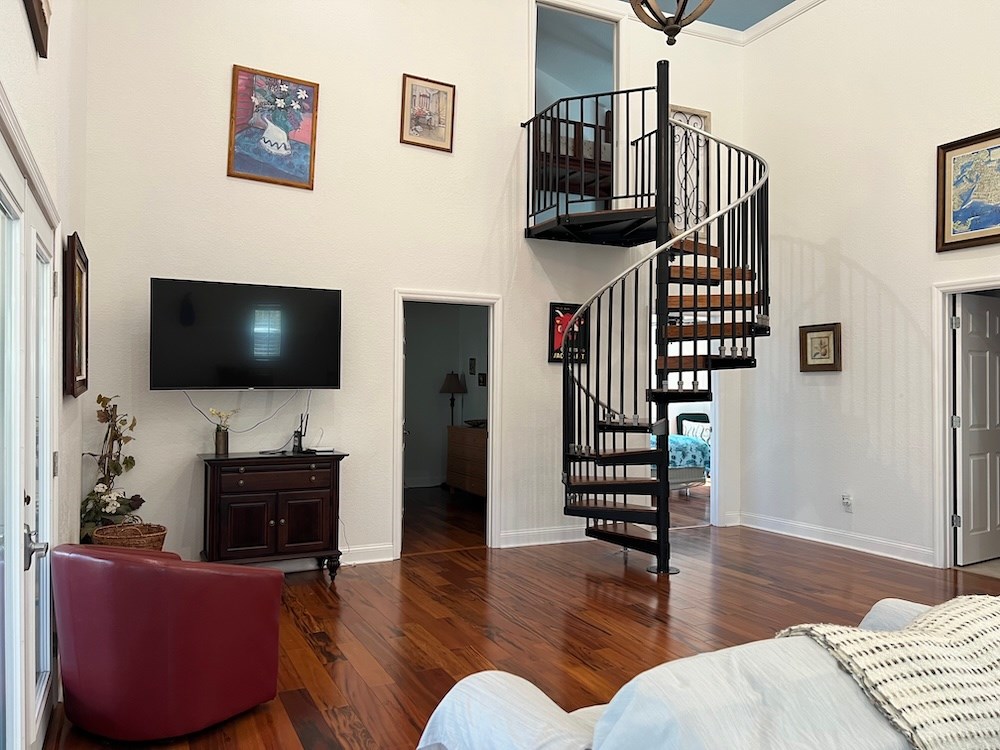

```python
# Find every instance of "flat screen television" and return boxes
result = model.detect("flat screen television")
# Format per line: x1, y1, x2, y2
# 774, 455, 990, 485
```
149, 278, 341, 390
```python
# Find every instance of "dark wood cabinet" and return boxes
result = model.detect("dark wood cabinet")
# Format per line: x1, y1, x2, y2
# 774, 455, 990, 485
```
446, 427, 487, 497
202, 452, 348, 576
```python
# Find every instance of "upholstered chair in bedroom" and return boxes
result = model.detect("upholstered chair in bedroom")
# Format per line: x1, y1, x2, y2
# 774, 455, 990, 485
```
51, 544, 283, 741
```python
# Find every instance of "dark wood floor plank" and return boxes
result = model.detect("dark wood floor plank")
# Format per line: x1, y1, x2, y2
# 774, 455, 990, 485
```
47, 527, 1000, 749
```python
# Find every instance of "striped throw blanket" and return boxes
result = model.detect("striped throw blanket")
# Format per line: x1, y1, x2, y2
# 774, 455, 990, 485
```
779, 596, 1000, 750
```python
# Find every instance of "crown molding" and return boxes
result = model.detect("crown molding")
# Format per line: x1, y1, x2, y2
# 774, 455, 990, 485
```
0, 77, 60, 227
740, 0, 828, 45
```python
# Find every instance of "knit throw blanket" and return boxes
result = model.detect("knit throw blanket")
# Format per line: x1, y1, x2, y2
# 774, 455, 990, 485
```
779, 596, 1000, 750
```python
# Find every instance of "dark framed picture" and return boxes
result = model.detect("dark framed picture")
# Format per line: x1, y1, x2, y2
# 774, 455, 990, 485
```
548, 302, 590, 363
400, 74, 455, 152
478, 373, 487, 387
468, 357, 476, 375
21, 0, 49, 58
63, 233, 89, 397
228, 65, 319, 190
937, 127, 1000, 252
799, 323, 842, 372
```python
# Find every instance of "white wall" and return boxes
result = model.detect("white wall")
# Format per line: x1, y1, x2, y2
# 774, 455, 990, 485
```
740, 0, 1000, 564
0, 0, 88, 548
80, 0, 745, 561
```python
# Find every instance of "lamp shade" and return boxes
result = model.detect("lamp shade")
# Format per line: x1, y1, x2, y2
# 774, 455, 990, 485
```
439, 372, 467, 394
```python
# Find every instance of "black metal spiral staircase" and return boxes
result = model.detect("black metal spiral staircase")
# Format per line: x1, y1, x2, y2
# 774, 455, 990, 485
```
524, 60, 770, 574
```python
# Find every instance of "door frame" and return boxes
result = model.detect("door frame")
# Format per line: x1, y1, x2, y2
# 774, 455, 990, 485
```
932, 274, 1000, 569
392, 290, 503, 558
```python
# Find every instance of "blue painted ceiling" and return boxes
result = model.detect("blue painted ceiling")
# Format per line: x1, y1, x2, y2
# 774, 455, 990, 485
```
622, 0, 798, 32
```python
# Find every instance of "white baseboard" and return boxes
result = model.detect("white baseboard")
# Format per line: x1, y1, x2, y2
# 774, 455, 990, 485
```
499, 524, 588, 548
739, 513, 937, 567
256, 543, 394, 574
720, 511, 742, 527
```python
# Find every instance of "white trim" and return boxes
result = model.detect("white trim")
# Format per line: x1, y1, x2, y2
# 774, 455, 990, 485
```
931, 274, 1000, 570
393, 289, 503, 559
499, 524, 587, 548
741, 0, 828, 45
740, 512, 937, 567
0, 78, 59, 229
341, 543, 396, 566
720, 511, 741, 527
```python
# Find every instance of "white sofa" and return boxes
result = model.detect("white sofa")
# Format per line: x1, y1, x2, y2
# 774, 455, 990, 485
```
418, 598, 932, 750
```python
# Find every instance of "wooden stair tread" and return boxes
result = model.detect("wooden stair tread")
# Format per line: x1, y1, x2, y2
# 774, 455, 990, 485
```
594, 448, 660, 461
646, 388, 713, 403
673, 237, 721, 258
663, 322, 755, 340
566, 499, 657, 524
661, 266, 754, 283
665, 291, 763, 309
656, 354, 756, 371
585, 522, 659, 555
596, 418, 651, 433
567, 476, 660, 488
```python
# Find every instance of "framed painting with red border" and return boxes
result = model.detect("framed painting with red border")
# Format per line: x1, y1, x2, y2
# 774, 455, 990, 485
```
227, 65, 319, 190
63, 233, 89, 397
937, 127, 1000, 252
548, 302, 590, 363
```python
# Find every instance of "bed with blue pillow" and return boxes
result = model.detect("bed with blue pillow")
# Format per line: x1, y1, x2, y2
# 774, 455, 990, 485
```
651, 413, 711, 490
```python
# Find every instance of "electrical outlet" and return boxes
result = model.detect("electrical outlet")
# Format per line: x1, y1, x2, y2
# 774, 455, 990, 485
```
841, 494, 853, 513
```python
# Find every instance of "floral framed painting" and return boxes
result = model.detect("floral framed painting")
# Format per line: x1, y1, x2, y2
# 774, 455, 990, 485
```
937, 127, 1000, 252
228, 65, 319, 190
400, 74, 455, 153
63, 233, 89, 397
548, 302, 590, 364
799, 322, 842, 373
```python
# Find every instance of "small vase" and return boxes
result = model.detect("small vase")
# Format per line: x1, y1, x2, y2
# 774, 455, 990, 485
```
259, 116, 292, 157
215, 429, 229, 457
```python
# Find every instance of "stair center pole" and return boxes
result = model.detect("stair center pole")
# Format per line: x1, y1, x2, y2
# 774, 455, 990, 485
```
651, 59, 680, 575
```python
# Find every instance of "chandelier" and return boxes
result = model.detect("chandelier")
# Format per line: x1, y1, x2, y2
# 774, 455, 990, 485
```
629, 0, 716, 45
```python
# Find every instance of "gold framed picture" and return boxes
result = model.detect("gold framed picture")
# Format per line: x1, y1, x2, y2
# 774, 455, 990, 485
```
400, 74, 455, 153
799, 323, 842, 372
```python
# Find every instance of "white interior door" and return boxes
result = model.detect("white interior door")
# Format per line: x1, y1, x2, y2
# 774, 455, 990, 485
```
956, 292, 1000, 565
22, 212, 54, 749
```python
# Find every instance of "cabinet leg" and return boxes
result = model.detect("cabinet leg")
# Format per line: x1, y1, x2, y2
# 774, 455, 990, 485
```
326, 552, 342, 578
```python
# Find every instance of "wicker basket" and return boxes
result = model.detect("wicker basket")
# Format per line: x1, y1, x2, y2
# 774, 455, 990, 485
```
92, 522, 167, 551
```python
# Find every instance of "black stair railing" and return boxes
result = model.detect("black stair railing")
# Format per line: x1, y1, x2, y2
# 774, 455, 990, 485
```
559, 117, 769, 571
524, 87, 659, 228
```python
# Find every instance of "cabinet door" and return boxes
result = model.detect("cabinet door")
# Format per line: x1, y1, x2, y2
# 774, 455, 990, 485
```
219, 493, 276, 559
277, 490, 331, 553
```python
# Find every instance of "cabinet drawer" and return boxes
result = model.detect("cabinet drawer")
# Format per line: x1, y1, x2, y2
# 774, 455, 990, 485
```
221, 469, 330, 493
448, 456, 485, 480
448, 427, 487, 448
448, 442, 486, 463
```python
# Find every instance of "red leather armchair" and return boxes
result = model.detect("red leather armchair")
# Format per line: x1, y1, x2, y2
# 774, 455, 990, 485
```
51, 544, 283, 741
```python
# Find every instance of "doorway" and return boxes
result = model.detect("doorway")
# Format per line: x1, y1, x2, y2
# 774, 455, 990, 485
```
392, 291, 502, 560
401, 302, 488, 556
951, 289, 1000, 570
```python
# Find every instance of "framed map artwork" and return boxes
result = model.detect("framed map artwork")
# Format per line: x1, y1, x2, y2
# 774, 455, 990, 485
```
937, 127, 1000, 252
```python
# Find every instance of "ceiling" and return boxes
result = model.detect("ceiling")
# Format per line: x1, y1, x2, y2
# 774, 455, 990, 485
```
621, 0, 798, 32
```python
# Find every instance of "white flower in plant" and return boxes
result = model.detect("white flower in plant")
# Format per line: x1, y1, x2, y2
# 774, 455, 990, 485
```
103, 498, 121, 514
94, 483, 107, 493
280, 83, 289, 92
297, 89, 308, 100
276, 98, 286, 109
291, 101, 301, 111
108, 488, 125, 500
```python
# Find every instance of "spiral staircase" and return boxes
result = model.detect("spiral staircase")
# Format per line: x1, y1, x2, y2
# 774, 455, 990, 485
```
524, 58, 770, 574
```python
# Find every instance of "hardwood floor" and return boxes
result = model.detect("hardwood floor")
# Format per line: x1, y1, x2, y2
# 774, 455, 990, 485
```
402, 486, 486, 556
44, 527, 1000, 749
669, 483, 709, 528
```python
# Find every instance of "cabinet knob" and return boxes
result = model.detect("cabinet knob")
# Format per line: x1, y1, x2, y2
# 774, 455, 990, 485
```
280, 518, 286, 525
310, 463, 316, 470
238, 467, 245, 474
238, 479, 245, 487
310, 475, 316, 482
269, 520, 275, 527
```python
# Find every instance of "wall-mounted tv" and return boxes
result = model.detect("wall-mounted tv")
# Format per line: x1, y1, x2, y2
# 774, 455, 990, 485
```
149, 278, 341, 390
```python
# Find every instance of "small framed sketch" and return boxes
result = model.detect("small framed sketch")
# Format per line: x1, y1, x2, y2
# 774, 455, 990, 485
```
548, 302, 590, 364
937, 127, 1000, 252
400, 74, 455, 152
228, 65, 319, 190
799, 323, 842, 372
63, 233, 89, 397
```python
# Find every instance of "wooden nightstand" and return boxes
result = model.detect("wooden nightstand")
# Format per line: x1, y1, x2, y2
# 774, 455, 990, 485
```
446, 427, 487, 497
